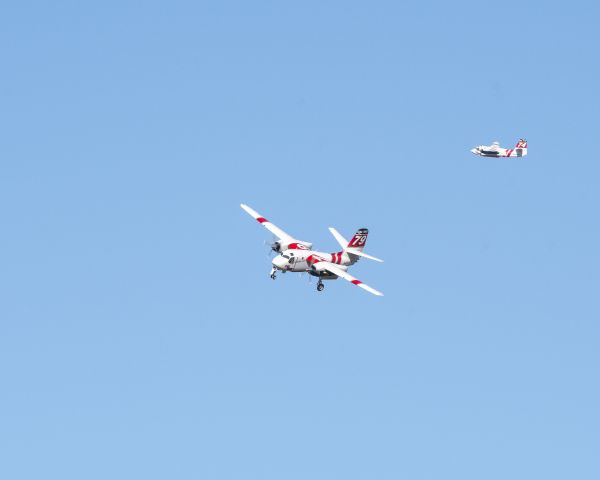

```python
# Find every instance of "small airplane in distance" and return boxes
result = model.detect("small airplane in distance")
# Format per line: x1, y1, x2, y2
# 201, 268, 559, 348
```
241, 204, 384, 296
471, 138, 528, 158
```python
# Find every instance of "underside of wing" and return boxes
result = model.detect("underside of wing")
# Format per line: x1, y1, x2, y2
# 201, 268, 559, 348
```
314, 261, 383, 297
240, 204, 295, 243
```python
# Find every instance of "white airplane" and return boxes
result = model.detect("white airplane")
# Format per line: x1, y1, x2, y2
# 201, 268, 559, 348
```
471, 138, 528, 158
241, 204, 384, 296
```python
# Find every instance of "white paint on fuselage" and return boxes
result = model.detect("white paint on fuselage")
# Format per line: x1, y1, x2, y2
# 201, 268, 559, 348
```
275, 249, 353, 273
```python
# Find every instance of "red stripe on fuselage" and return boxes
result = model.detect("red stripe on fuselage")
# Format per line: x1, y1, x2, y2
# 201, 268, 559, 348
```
307, 255, 323, 265
330, 252, 342, 264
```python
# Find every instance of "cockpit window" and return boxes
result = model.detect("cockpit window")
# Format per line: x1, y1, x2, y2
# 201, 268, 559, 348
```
282, 254, 290, 259
288, 257, 294, 264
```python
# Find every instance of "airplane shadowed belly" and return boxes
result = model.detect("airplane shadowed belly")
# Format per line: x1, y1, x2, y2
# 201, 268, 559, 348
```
292, 261, 308, 272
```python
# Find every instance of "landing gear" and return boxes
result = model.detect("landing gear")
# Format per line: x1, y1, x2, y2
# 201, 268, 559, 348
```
270, 267, 277, 280
317, 279, 325, 292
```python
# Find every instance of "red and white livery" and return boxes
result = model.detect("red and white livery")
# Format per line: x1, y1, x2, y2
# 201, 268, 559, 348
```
471, 138, 528, 158
241, 204, 384, 296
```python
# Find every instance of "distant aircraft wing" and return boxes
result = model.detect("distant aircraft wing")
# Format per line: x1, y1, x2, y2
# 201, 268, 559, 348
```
240, 204, 296, 242
314, 261, 383, 296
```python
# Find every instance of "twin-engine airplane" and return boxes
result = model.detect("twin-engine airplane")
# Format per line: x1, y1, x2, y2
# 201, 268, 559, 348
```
241, 204, 384, 296
471, 138, 528, 158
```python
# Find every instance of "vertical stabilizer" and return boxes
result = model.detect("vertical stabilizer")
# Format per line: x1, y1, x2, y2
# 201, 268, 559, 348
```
347, 228, 369, 251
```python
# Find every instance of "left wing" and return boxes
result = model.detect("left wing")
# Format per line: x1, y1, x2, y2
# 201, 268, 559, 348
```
314, 261, 383, 297
240, 204, 295, 243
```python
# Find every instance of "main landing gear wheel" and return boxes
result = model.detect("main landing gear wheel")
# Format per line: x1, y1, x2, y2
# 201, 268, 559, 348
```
317, 280, 325, 292
270, 272, 277, 280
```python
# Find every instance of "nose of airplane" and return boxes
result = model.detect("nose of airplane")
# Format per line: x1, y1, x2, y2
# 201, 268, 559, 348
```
272, 255, 286, 270
470, 148, 479, 155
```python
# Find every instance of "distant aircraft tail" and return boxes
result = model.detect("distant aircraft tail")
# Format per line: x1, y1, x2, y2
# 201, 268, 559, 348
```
515, 139, 528, 149
508, 138, 528, 157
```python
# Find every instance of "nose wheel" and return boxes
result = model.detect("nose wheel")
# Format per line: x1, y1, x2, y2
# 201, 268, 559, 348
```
270, 267, 277, 280
317, 280, 325, 292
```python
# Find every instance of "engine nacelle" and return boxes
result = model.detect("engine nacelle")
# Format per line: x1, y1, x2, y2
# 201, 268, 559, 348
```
309, 260, 347, 278
276, 240, 312, 252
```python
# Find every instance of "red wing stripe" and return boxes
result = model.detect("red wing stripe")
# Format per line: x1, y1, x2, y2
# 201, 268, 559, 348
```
256, 217, 268, 224
351, 279, 362, 286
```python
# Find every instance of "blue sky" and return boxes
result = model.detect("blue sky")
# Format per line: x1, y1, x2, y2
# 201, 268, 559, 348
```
1, 1, 599, 478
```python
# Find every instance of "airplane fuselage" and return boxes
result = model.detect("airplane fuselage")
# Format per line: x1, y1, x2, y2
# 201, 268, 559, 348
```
471, 145, 527, 157
272, 248, 355, 276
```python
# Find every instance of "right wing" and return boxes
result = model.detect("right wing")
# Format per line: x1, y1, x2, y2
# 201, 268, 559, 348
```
240, 204, 295, 243
315, 261, 383, 297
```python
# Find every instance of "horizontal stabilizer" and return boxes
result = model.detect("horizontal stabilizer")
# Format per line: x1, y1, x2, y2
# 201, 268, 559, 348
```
346, 248, 384, 263
328, 227, 348, 250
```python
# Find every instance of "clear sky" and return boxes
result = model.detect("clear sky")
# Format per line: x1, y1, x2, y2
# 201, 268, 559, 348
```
1, 1, 599, 478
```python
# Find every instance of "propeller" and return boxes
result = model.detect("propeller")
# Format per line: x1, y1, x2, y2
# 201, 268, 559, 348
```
263, 236, 281, 257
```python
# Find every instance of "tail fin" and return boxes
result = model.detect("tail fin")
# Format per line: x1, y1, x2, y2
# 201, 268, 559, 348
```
515, 139, 528, 149
347, 228, 369, 251
328, 227, 383, 263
